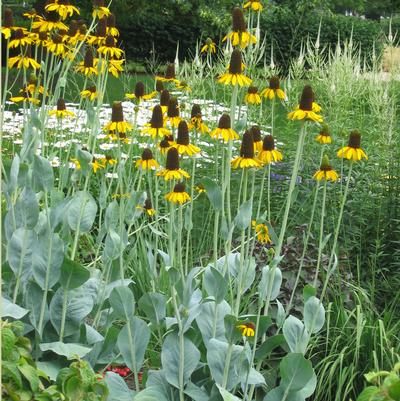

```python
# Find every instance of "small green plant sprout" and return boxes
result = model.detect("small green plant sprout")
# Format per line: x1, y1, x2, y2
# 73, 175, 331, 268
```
356, 363, 400, 401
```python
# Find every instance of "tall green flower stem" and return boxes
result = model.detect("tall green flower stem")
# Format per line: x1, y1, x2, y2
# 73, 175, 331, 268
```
327, 161, 354, 273
177, 205, 184, 280
226, 84, 239, 225
313, 179, 327, 287
184, 156, 197, 275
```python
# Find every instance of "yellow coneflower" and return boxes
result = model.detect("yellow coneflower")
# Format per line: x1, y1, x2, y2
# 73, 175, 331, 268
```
236, 322, 255, 337
80, 86, 99, 101
159, 89, 170, 114
313, 155, 339, 181
64, 20, 81, 45
257, 134, 283, 165
195, 184, 206, 193
105, 155, 118, 166
98, 35, 124, 59
46, 33, 69, 57
125, 81, 157, 102
10, 90, 40, 105
92, 0, 111, 19
142, 105, 171, 138
165, 182, 191, 204
337, 130, 368, 162
76, 47, 98, 76
244, 0, 263, 11
244, 86, 262, 105
210, 114, 239, 142
108, 58, 124, 77
8, 46, 40, 70
104, 102, 132, 133
223, 7, 256, 49
32, 12, 68, 32
106, 13, 119, 37
315, 124, 332, 144
189, 104, 209, 134
137, 198, 156, 216
87, 17, 107, 46
23, 74, 46, 96
45, 0, 80, 20
288, 85, 323, 123
250, 125, 263, 152
157, 148, 190, 181
260, 76, 286, 100
218, 49, 252, 87
156, 63, 180, 84
158, 136, 172, 155
8, 29, 32, 48
48, 98, 75, 119
201, 38, 216, 54
173, 121, 201, 156
166, 97, 182, 128
135, 148, 159, 170
231, 130, 261, 169
23, 9, 38, 20
30, 30, 48, 47
2, 8, 24, 39
252, 220, 272, 244
91, 157, 105, 173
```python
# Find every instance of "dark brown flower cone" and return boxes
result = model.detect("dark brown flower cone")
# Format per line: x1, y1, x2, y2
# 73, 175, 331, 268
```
173, 182, 185, 193
87, 85, 96, 93
68, 20, 79, 36
262, 135, 275, 151
38, 31, 48, 41
299, 85, 314, 111
57, 98, 66, 111
141, 148, 154, 161
160, 89, 170, 106
232, 7, 246, 32
177, 121, 190, 145
107, 13, 116, 28
144, 198, 153, 210
166, 147, 180, 170
218, 113, 231, 129
348, 130, 361, 148
46, 11, 61, 23
250, 125, 262, 142
269, 76, 280, 90
159, 137, 170, 150
191, 104, 202, 119
150, 105, 164, 129
59, 0, 71, 5
134, 81, 145, 98
96, 17, 107, 37
105, 34, 115, 47
240, 130, 254, 158
28, 73, 38, 85
52, 33, 62, 44
111, 101, 124, 122
165, 63, 175, 79
229, 49, 243, 74
13, 29, 25, 40
156, 80, 164, 92
84, 47, 94, 68
247, 86, 258, 94
94, 0, 105, 6
78, 22, 87, 35
167, 97, 179, 118
3, 8, 14, 27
